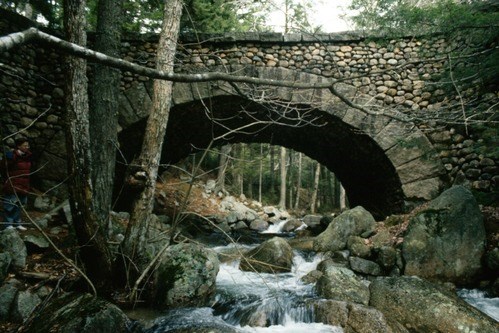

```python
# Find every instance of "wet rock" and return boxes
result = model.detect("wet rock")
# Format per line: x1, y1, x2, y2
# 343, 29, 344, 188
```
374, 246, 398, 271
370, 276, 499, 333
232, 221, 248, 230
145, 308, 239, 333
12, 290, 41, 322
287, 237, 314, 251
310, 299, 407, 333
0, 252, 12, 283
282, 218, 304, 232
302, 215, 323, 235
311, 299, 349, 327
0, 228, 27, 270
345, 303, 396, 333
245, 310, 267, 327
485, 247, 499, 272
23, 293, 135, 333
316, 259, 370, 305
151, 243, 219, 309
0, 280, 20, 320
33, 195, 54, 212
314, 206, 376, 253
300, 270, 323, 284
23, 234, 50, 252
249, 219, 268, 231
402, 186, 486, 284
349, 256, 382, 276
239, 237, 293, 273
347, 236, 371, 258
371, 229, 391, 248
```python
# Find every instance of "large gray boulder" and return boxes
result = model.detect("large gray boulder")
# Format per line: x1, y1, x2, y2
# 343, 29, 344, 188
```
151, 243, 219, 309
314, 206, 376, 253
23, 293, 135, 333
310, 299, 408, 333
402, 186, 486, 284
239, 237, 293, 273
315, 259, 370, 305
0, 228, 27, 270
370, 276, 499, 333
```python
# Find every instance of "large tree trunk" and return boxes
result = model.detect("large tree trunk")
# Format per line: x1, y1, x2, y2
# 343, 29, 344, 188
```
278, 146, 287, 209
258, 144, 263, 203
294, 152, 302, 210
310, 161, 321, 214
63, 0, 113, 292
122, 0, 183, 273
90, 0, 123, 234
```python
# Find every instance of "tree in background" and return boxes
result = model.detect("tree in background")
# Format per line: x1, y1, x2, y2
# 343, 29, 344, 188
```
278, 146, 287, 208
309, 160, 320, 213
1, 0, 63, 27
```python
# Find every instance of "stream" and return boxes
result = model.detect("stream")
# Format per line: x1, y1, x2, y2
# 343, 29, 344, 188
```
134, 221, 499, 332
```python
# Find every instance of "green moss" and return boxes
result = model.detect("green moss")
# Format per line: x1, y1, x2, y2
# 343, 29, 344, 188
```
384, 215, 404, 227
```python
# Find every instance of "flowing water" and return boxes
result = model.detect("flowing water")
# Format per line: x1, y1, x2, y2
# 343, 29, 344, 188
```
213, 245, 342, 332
457, 289, 499, 321
138, 221, 498, 332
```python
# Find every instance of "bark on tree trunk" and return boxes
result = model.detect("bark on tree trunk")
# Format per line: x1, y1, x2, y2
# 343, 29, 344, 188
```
294, 152, 302, 210
122, 0, 183, 273
258, 144, 263, 203
90, 0, 123, 235
288, 150, 293, 209
310, 161, 321, 214
63, 0, 113, 292
278, 146, 287, 209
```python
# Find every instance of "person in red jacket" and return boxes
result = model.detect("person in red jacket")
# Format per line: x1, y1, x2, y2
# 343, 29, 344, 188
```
2, 138, 32, 231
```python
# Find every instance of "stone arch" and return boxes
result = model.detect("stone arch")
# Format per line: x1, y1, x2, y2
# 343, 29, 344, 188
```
118, 66, 447, 218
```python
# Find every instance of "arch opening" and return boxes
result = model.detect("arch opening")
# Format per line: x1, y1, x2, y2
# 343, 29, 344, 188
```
119, 95, 405, 219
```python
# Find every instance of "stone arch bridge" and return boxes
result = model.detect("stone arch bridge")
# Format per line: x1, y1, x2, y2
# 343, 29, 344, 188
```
3, 9, 496, 218
119, 66, 445, 218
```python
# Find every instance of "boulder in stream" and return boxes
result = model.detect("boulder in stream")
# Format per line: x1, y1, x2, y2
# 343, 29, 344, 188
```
239, 237, 293, 273
314, 206, 376, 253
402, 185, 486, 285
370, 276, 499, 333
315, 259, 370, 305
151, 243, 219, 309
310, 299, 408, 333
